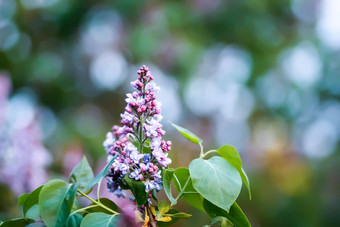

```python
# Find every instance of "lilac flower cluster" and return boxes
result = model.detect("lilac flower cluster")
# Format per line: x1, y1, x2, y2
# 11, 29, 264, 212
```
103, 66, 172, 198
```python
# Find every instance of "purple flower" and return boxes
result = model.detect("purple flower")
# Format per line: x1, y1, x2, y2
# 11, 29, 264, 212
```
129, 150, 144, 164
144, 119, 162, 138
104, 66, 172, 199
103, 132, 115, 152
139, 163, 149, 172
143, 154, 151, 163
145, 81, 160, 93
145, 180, 159, 192
120, 111, 134, 125
152, 149, 172, 168
129, 169, 141, 180
124, 143, 138, 156
152, 170, 162, 181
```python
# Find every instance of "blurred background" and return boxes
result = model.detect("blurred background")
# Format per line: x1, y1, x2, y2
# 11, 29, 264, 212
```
1, 0, 340, 226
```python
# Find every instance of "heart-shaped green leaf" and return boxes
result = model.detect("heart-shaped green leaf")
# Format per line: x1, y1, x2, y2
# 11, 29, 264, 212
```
69, 156, 94, 194
170, 122, 202, 145
172, 168, 204, 211
203, 199, 250, 227
39, 180, 78, 227
162, 168, 177, 205
189, 156, 242, 212
80, 213, 120, 227
216, 145, 251, 199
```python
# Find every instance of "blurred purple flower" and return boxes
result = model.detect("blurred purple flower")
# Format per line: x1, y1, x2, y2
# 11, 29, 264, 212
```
0, 74, 51, 195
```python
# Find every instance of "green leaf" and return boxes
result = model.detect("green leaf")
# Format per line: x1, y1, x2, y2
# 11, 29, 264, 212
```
65, 213, 83, 227
87, 198, 119, 214
0, 218, 34, 227
123, 175, 147, 206
80, 213, 120, 227
211, 216, 234, 227
69, 156, 94, 194
172, 168, 204, 211
39, 180, 78, 227
165, 212, 192, 219
189, 156, 242, 212
152, 189, 158, 203
216, 145, 251, 199
18, 193, 29, 206
86, 154, 118, 191
157, 200, 170, 219
203, 199, 250, 227
157, 209, 182, 227
170, 122, 202, 145
162, 168, 177, 205
26, 205, 40, 220
23, 186, 43, 217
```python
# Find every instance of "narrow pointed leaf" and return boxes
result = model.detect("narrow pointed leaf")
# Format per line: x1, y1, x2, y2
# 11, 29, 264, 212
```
162, 168, 177, 205
189, 156, 242, 212
170, 122, 202, 145
165, 212, 192, 219
216, 145, 251, 199
86, 154, 118, 191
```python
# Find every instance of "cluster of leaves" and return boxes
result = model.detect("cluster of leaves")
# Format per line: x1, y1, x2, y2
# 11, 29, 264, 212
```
163, 123, 251, 227
0, 123, 250, 227
0, 155, 124, 227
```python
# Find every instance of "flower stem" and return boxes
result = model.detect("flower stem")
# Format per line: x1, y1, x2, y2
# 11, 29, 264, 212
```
139, 117, 144, 153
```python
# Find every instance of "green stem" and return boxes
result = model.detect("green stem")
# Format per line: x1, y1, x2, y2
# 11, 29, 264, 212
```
77, 189, 118, 215
139, 117, 143, 153
71, 205, 99, 215
97, 179, 102, 201
170, 176, 191, 207
199, 143, 204, 158
201, 150, 217, 159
